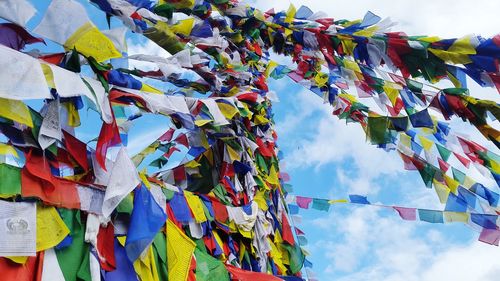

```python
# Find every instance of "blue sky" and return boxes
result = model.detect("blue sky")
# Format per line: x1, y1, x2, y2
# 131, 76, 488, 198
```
16, 0, 500, 280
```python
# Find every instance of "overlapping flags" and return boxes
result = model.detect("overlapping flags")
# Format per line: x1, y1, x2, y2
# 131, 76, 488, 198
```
0, 0, 498, 280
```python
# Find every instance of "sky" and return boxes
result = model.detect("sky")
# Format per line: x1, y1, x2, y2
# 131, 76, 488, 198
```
16, 1, 500, 280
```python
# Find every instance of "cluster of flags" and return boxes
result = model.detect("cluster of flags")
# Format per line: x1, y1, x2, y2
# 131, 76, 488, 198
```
0, 0, 498, 280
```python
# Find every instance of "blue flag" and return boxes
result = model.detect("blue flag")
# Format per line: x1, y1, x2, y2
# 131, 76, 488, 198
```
125, 185, 167, 262
349, 195, 370, 204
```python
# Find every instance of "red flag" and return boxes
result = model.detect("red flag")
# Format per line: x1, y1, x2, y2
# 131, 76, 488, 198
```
97, 223, 116, 271
295, 227, 305, 236
159, 128, 175, 142
454, 152, 471, 168
0, 252, 44, 281
63, 130, 89, 171
210, 199, 229, 223
21, 149, 80, 209
174, 133, 189, 148
164, 146, 180, 158
237, 92, 259, 103
173, 166, 186, 181
96, 118, 121, 171
438, 158, 450, 172
281, 213, 295, 245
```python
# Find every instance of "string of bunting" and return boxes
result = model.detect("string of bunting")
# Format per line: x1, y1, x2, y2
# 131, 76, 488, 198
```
286, 194, 500, 246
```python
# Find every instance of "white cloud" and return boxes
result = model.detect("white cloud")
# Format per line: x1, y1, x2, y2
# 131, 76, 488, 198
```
311, 206, 500, 281
277, 88, 408, 195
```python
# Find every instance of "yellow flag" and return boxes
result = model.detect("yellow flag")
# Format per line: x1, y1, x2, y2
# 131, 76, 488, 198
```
418, 136, 434, 151
0, 143, 19, 157
314, 73, 329, 87
353, 26, 379, 37
141, 83, 163, 95
266, 165, 280, 186
63, 101, 81, 127
0, 98, 33, 127
285, 4, 296, 23
217, 101, 239, 120
65, 22, 121, 62
444, 211, 469, 223
253, 114, 270, 125
340, 38, 358, 57
269, 234, 287, 273
399, 133, 412, 148
195, 119, 213, 127
41, 64, 56, 88
167, 219, 195, 281
184, 161, 201, 169
184, 192, 207, 223
133, 246, 160, 281
443, 175, 459, 195
161, 0, 195, 9
226, 144, 240, 162
433, 179, 450, 204
383, 85, 400, 106
429, 36, 475, 65
343, 59, 361, 73
36, 204, 70, 251
253, 189, 269, 211
139, 172, 151, 189
171, 18, 195, 36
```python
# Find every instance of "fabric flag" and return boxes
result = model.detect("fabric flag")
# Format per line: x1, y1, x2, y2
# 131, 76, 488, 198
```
41, 248, 65, 281
311, 198, 330, 212
194, 248, 230, 281
444, 193, 468, 212
102, 147, 140, 219
166, 219, 196, 281
95, 117, 121, 170
393, 206, 417, 221
0, 0, 36, 27
55, 209, 91, 281
105, 239, 138, 281
0, 164, 21, 198
288, 204, 299, 215
418, 209, 444, 223
367, 116, 390, 144
0, 23, 44, 51
159, 128, 175, 142
409, 109, 433, 128
0, 45, 51, 100
0, 201, 36, 256
349, 195, 370, 204
125, 185, 167, 262
295, 196, 312, 209
0, 97, 34, 127
33, 0, 120, 62
0, 251, 44, 281
478, 228, 500, 246
471, 214, 498, 229
36, 204, 70, 252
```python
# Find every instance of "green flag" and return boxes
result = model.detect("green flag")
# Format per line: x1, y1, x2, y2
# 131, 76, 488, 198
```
0, 163, 21, 198
55, 209, 91, 281
194, 248, 230, 281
